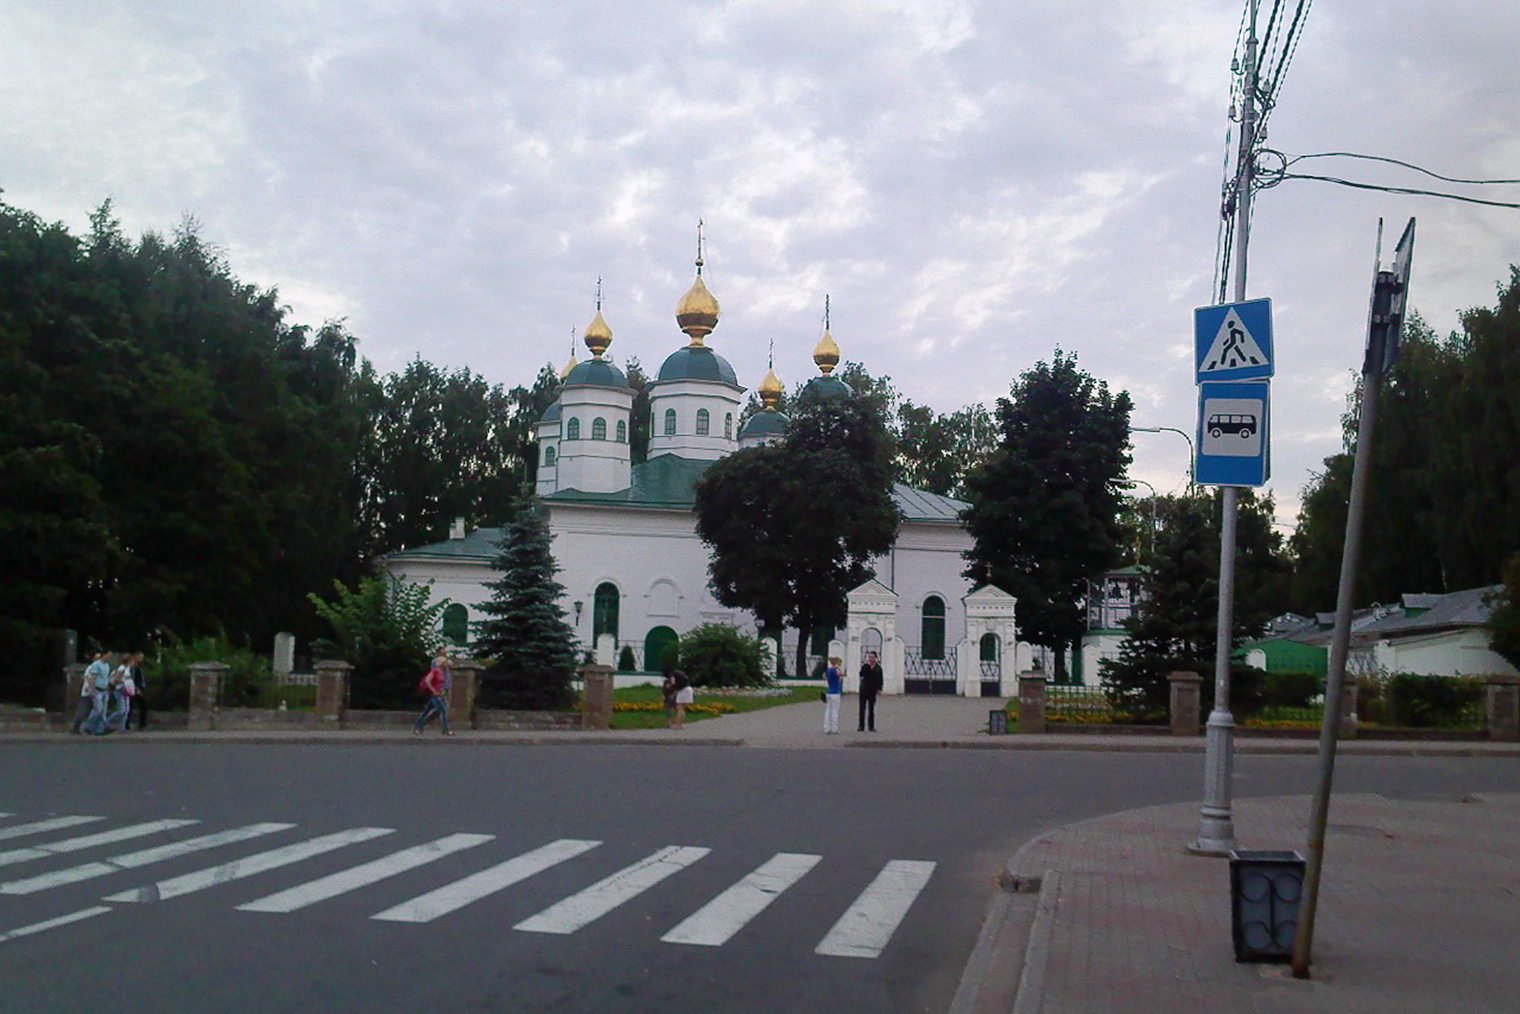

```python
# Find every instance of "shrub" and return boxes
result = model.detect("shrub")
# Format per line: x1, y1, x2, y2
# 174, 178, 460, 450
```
617, 644, 637, 672
1383, 673, 1485, 728
672, 624, 770, 688
1262, 670, 1321, 708
143, 634, 275, 711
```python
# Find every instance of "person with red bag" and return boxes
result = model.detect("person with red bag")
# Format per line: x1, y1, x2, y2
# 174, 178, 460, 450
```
412, 662, 454, 736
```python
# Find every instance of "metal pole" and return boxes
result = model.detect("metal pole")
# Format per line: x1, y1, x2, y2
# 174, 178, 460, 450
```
1292, 254, 1399, 977
1192, 0, 1256, 856
1133, 426, 1196, 489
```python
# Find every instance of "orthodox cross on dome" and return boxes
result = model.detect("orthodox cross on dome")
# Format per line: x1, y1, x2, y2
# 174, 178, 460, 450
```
583, 276, 613, 359
695, 219, 704, 274
814, 294, 840, 375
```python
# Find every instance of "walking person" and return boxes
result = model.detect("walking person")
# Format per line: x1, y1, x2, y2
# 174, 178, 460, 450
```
671, 670, 693, 729
81, 650, 115, 735
106, 654, 135, 733
412, 661, 454, 736
857, 650, 883, 732
823, 656, 843, 734
70, 653, 103, 734
662, 671, 678, 728
126, 652, 148, 730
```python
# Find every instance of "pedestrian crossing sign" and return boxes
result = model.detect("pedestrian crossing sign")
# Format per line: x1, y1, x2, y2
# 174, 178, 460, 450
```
1195, 298, 1273, 383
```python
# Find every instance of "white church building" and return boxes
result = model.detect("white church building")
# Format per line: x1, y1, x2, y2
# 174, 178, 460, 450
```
383, 252, 1022, 696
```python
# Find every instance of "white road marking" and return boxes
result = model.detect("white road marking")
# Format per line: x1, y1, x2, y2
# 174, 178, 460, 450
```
236, 833, 494, 914
0, 820, 201, 868
514, 845, 711, 935
661, 852, 822, 947
104, 827, 395, 903
0, 816, 104, 842
814, 859, 937, 959
0, 823, 294, 896
0, 906, 115, 945
372, 838, 601, 924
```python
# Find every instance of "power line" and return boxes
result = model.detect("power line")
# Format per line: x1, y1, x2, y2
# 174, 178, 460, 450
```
1285, 151, 1520, 186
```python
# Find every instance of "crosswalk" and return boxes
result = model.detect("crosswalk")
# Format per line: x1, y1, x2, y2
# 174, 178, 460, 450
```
0, 809, 936, 958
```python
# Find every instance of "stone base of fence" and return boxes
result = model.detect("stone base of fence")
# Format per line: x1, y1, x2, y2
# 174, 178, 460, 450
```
209, 710, 322, 731
473, 710, 582, 732
1488, 675, 1519, 742
1168, 671, 1203, 736
1017, 674, 1047, 734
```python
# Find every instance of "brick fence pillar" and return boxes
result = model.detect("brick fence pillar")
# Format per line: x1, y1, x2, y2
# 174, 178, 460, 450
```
1168, 671, 1203, 736
314, 660, 350, 726
448, 660, 483, 731
188, 662, 227, 731
580, 664, 614, 730
1017, 674, 1046, 735
1338, 679, 1359, 739
1486, 674, 1519, 742
63, 664, 86, 730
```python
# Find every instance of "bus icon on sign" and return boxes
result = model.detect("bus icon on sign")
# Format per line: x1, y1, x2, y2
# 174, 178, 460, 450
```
1207, 413, 1257, 439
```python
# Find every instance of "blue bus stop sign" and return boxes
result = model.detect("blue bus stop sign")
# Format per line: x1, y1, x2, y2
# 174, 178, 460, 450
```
1197, 380, 1270, 486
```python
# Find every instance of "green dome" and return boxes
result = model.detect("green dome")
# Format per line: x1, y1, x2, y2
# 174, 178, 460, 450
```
563, 359, 629, 389
538, 398, 563, 423
803, 375, 853, 400
658, 345, 739, 385
739, 410, 789, 439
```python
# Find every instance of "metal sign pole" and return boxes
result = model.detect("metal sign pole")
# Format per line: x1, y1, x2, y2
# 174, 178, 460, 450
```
1291, 218, 1415, 977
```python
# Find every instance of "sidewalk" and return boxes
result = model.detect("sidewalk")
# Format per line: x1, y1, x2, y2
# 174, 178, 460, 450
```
5, 695, 1520, 756
965, 790, 1520, 1014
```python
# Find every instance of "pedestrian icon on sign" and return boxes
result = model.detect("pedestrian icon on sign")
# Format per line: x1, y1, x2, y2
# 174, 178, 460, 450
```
1202, 309, 1267, 373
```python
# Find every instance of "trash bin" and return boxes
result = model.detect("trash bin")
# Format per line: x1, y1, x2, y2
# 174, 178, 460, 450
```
988, 710, 1007, 735
1228, 850, 1305, 962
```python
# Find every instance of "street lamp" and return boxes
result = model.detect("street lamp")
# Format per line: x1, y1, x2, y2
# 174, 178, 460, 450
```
1128, 478, 1158, 560
1133, 425, 1195, 489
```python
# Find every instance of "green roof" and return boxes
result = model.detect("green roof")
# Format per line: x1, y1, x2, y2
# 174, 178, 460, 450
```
563, 359, 629, 389
738, 409, 789, 438
656, 346, 739, 386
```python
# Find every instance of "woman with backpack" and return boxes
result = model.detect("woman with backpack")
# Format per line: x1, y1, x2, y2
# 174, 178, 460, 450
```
412, 661, 454, 736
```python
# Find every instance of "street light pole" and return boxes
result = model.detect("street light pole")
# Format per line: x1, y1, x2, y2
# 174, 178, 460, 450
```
1191, 0, 1257, 857
1132, 426, 1196, 489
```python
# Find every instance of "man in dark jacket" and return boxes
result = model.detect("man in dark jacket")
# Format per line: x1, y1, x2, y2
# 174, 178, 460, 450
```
857, 651, 884, 732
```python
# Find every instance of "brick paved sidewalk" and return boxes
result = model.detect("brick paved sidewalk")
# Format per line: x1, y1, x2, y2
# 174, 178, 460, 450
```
998, 792, 1520, 1014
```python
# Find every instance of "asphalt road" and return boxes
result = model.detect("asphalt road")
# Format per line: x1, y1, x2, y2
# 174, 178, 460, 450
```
1, 743, 1516, 1014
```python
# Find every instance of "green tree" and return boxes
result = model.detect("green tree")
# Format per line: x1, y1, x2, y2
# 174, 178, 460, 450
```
307, 574, 449, 708
1101, 489, 1287, 712
673, 623, 770, 688
474, 499, 579, 710
895, 401, 997, 497
1488, 550, 1520, 670
962, 351, 1133, 677
696, 394, 899, 680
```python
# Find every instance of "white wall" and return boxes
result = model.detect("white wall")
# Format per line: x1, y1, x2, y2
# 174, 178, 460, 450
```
1372, 629, 1519, 677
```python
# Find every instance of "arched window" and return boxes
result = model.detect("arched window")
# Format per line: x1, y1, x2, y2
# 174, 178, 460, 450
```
980, 632, 999, 662
592, 417, 607, 441
566, 418, 580, 440
921, 596, 946, 660
696, 408, 710, 435
593, 582, 620, 640
615, 420, 627, 443
442, 604, 469, 646
724, 413, 733, 439
663, 409, 677, 435
544, 446, 557, 466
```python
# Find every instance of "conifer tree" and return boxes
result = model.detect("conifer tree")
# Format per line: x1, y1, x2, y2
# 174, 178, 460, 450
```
474, 499, 579, 710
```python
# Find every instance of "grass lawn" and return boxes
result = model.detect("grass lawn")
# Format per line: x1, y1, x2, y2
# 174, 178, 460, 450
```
608, 684, 820, 730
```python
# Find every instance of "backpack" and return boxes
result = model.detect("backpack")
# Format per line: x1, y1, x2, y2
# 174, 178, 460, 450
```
418, 667, 441, 696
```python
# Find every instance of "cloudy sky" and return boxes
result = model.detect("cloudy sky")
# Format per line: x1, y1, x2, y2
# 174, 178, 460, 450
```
5, 0, 1517, 525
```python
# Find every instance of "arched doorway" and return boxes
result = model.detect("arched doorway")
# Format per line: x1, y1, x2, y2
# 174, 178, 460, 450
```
644, 626, 679, 674
441, 604, 469, 647
979, 632, 1001, 696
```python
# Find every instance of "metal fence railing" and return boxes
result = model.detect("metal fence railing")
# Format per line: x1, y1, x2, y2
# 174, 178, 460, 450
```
1046, 685, 1165, 725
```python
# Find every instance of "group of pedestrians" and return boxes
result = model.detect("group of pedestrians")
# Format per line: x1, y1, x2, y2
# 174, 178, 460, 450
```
823, 650, 884, 734
70, 650, 147, 736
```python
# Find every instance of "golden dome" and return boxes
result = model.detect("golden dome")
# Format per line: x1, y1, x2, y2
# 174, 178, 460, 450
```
582, 309, 613, 359
558, 352, 579, 380
758, 367, 783, 410
813, 328, 840, 375
676, 273, 720, 346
